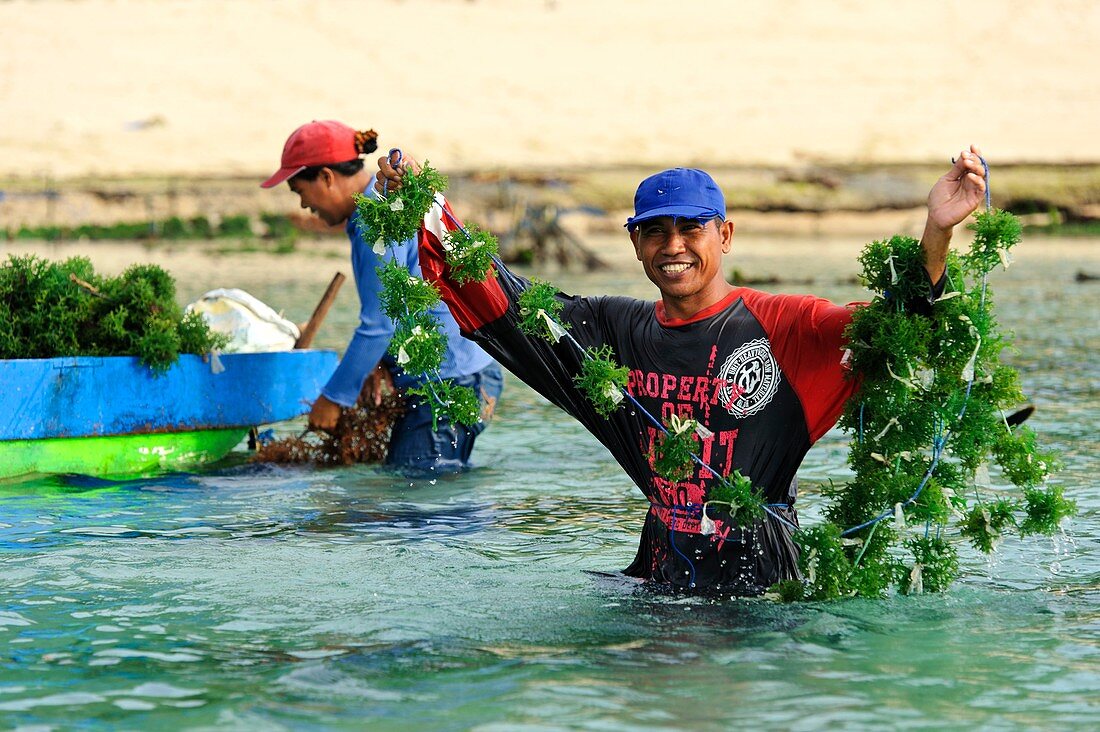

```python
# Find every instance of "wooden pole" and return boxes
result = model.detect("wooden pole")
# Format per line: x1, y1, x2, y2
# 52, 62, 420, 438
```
295, 272, 346, 349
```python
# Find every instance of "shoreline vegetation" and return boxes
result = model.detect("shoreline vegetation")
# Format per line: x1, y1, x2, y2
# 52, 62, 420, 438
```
3, 164, 1099, 262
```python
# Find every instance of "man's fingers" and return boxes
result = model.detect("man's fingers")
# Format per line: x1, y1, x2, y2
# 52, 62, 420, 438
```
948, 149, 985, 187
374, 155, 405, 194
960, 146, 986, 176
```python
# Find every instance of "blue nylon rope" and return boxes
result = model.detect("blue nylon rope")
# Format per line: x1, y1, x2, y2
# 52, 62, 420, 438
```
981, 155, 991, 210
382, 148, 403, 198
668, 523, 697, 588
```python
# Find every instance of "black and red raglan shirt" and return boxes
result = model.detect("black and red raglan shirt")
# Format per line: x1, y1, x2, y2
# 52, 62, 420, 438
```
418, 200, 936, 594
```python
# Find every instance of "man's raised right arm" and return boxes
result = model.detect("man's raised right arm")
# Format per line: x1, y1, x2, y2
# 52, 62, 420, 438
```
373, 152, 510, 335
372, 151, 625, 430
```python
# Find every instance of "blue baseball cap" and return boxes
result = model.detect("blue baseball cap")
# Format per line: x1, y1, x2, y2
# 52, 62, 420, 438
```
625, 168, 726, 231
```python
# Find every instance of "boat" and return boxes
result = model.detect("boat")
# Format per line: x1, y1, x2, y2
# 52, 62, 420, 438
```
0, 350, 338, 480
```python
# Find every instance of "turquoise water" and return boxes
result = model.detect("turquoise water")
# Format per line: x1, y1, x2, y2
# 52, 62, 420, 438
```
1, 237, 1098, 730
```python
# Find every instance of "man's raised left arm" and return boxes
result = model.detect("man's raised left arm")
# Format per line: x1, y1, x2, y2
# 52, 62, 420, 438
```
920, 144, 988, 281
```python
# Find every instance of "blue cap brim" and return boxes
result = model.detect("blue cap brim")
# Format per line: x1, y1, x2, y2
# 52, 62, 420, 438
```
625, 204, 724, 230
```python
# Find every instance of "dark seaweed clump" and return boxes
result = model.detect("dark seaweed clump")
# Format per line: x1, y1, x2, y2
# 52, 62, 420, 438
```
252, 391, 406, 466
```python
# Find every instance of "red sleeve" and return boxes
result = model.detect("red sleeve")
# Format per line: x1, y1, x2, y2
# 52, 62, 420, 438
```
417, 195, 510, 333
742, 291, 860, 444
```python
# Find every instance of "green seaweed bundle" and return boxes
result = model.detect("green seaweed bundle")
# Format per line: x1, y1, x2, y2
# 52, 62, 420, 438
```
707, 469, 766, 528
574, 345, 629, 417
407, 378, 482, 430
388, 312, 448, 377
650, 416, 701, 482
377, 259, 442, 321
354, 162, 448, 248
782, 209, 1071, 601
517, 279, 568, 341
0, 254, 227, 373
442, 223, 499, 285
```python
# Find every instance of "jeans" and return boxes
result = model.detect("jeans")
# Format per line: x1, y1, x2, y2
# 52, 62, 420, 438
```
386, 362, 504, 475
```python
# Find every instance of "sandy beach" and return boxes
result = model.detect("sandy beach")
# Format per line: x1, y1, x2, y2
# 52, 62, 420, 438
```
2, 0, 1099, 182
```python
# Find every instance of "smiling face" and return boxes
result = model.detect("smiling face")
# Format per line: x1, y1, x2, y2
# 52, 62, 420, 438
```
287, 169, 357, 227
630, 216, 736, 320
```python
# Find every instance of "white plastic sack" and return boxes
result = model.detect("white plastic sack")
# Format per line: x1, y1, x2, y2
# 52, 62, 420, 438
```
186, 288, 300, 353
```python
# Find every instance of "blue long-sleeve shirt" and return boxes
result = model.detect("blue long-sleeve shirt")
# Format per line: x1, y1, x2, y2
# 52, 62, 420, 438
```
320, 194, 495, 407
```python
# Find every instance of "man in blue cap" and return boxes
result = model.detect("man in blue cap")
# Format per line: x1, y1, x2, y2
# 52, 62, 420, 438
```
377, 147, 988, 594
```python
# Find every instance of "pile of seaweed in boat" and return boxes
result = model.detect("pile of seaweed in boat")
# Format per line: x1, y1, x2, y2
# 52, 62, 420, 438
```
0, 254, 228, 373
252, 390, 406, 466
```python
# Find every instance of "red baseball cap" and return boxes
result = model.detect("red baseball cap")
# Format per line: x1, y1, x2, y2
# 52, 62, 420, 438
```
260, 120, 359, 189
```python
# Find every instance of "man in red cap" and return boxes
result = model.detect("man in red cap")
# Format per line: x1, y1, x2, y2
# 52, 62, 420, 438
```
375, 146, 988, 592
263, 121, 503, 474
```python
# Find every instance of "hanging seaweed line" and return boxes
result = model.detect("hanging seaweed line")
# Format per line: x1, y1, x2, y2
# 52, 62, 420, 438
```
366, 153, 774, 535
356, 150, 482, 431
836, 157, 994, 537
368, 153, 1073, 600
782, 156, 1076, 602
840, 156, 996, 538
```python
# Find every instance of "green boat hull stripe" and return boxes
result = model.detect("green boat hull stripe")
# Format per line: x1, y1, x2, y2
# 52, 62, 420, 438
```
0, 429, 247, 480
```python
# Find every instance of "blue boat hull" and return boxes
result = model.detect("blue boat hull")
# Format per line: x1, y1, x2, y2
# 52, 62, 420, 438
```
0, 350, 338, 478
